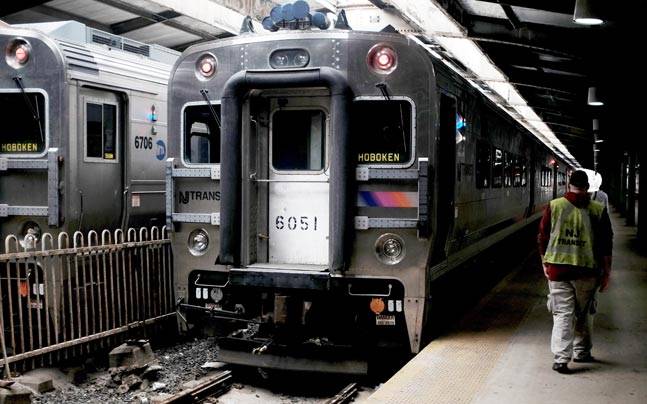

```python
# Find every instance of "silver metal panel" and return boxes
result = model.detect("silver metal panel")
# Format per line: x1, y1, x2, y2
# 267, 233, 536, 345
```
0, 205, 48, 217
171, 167, 220, 179
3, 159, 48, 170
165, 158, 174, 228
172, 212, 220, 225
354, 216, 418, 230
356, 167, 419, 181
47, 148, 59, 226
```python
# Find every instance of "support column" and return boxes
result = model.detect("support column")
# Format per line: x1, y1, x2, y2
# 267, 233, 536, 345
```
619, 154, 628, 216
638, 150, 647, 245
626, 151, 636, 226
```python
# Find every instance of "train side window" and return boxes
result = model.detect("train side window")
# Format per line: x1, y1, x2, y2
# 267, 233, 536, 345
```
512, 155, 522, 187
85, 102, 118, 161
475, 141, 491, 188
183, 104, 221, 164
503, 151, 513, 187
492, 148, 503, 188
549, 170, 553, 187
541, 167, 546, 187
521, 157, 527, 187
353, 99, 413, 166
0, 91, 47, 155
272, 109, 326, 171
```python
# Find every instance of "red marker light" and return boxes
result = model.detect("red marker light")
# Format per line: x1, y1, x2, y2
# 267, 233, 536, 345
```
367, 44, 397, 75
196, 54, 217, 79
15, 45, 29, 64
200, 61, 213, 74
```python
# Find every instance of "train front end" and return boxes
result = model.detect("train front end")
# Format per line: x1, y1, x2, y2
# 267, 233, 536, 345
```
0, 26, 66, 249
167, 19, 437, 373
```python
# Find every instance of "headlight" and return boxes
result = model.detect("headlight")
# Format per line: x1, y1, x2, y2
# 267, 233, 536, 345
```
269, 49, 310, 69
375, 233, 405, 265
19, 221, 40, 250
188, 228, 209, 256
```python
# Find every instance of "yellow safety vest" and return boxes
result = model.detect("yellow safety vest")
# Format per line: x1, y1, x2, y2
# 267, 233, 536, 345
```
543, 197, 604, 269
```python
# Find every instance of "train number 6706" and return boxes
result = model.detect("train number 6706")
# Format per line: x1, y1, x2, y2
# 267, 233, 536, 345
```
275, 215, 318, 231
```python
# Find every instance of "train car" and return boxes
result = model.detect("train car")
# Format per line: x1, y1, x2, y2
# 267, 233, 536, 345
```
0, 20, 177, 246
166, 5, 571, 373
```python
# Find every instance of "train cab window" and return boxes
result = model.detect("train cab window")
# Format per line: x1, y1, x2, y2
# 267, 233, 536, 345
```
503, 151, 513, 187
183, 104, 221, 164
85, 102, 117, 161
272, 109, 326, 171
492, 148, 503, 188
352, 99, 413, 166
475, 141, 491, 188
0, 92, 46, 155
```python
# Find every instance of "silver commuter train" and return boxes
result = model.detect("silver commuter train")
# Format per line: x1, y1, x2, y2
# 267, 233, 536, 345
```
0, 20, 177, 245
166, 14, 569, 373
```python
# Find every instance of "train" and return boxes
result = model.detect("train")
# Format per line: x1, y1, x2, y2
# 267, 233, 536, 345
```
0, 20, 177, 247
0, 21, 178, 363
165, 6, 570, 374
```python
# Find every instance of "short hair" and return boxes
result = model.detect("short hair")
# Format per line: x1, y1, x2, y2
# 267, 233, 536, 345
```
569, 170, 589, 189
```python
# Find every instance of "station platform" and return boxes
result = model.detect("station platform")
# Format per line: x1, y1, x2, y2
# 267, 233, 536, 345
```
367, 211, 647, 404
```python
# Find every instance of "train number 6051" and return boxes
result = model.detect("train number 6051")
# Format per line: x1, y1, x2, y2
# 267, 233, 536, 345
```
275, 215, 318, 231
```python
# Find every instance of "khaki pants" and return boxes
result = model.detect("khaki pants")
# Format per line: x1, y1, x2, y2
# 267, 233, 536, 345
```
547, 277, 598, 363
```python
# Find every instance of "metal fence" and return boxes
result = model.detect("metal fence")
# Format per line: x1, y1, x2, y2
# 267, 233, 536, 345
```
0, 227, 174, 375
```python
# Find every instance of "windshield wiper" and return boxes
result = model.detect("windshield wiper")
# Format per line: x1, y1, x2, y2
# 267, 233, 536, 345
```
13, 76, 44, 144
200, 89, 221, 131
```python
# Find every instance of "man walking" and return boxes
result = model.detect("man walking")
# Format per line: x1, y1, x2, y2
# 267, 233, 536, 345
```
538, 169, 613, 374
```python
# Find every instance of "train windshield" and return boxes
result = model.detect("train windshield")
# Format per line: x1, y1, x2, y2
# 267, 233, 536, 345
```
183, 104, 221, 164
0, 92, 46, 155
353, 100, 412, 165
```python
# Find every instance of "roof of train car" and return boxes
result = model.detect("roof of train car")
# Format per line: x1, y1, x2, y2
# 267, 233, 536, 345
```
5, 20, 179, 86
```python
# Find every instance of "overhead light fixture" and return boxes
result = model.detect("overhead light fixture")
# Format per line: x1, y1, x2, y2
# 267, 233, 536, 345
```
588, 87, 603, 106
574, 0, 604, 25
595, 139, 604, 143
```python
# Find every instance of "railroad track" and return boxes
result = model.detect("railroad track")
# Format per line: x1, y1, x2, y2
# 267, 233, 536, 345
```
143, 370, 233, 404
146, 369, 361, 404
326, 382, 360, 404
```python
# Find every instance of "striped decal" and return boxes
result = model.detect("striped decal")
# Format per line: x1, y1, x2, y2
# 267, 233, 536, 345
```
357, 191, 418, 207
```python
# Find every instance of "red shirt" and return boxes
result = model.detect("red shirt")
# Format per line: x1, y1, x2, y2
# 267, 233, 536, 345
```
537, 192, 613, 281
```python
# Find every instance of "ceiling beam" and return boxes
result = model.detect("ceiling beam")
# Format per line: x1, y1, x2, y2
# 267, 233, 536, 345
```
93, 0, 223, 39
105, 0, 262, 34
467, 15, 595, 55
500, 3, 523, 30
0, 0, 50, 17
473, 0, 574, 15
17, 5, 114, 32
111, 10, 181, 35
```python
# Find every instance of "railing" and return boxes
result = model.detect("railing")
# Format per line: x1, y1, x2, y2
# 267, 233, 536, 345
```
0, 227, 174, 375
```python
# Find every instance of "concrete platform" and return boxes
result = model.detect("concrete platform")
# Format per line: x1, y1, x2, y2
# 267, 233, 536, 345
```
367, 211, 647, 404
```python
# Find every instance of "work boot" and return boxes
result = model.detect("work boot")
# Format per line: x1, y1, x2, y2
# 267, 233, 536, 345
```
573, 353, 595, 363
552, 362, 570, 374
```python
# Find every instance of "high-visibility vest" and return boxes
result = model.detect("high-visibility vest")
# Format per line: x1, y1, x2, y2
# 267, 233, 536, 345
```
543, 197, 604, 269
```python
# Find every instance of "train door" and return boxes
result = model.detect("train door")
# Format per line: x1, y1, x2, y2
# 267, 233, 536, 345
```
264, 96, 330, 267
77, 88, 124, 230
433, 94, 457, 261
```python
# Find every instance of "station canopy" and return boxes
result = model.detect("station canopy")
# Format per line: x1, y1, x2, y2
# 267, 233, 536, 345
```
2, 1, 625, 168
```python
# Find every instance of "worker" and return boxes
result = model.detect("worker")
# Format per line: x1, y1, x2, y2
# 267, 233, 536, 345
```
538, 169, 613, 374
